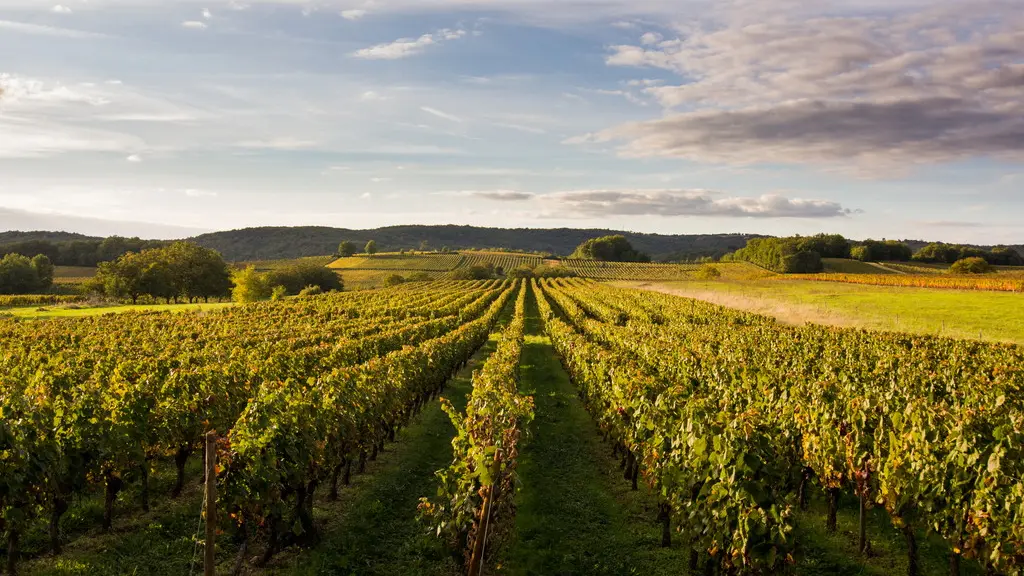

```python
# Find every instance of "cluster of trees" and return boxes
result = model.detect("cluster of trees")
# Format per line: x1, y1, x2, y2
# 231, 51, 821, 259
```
232, 262, 343, 302
950, 257, 993, 274
850, 239, 914, 262
570, 235, 651, 262
912, 243, 1023, 265
508, 264, 578, 279
451, 264, 500, 280
337, 240, 379, 257
0, 236, 166, 267
89, 243, 233, 303
726, 236, 826, 273
0, 253, 55, 294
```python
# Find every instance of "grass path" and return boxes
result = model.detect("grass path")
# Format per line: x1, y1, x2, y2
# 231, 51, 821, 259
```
267, 330, 503, 576
496, 295, 694, 576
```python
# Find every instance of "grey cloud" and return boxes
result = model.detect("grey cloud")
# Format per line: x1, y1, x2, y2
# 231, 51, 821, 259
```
596, 3, 1024, 172
599, 98, 1024, 170
539, 190, 852, 218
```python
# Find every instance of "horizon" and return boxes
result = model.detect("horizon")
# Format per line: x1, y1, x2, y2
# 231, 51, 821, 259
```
2, 0, 1023, 244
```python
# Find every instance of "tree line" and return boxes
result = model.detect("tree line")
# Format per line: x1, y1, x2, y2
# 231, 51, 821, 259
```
0, 254, 55, 294
726, 234, 1023, 273
0, 236, 166, 267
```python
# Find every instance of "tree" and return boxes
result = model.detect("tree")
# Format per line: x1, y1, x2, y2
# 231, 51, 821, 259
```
727, 237, 823, 273
91, 242, 232, 303
950, 257, 992, 274
365, 240, 378, 255
508, 266, 534, 279
31, 255, 55, 289
571, 235, 650, 262
266, 263, 343, 295
232, 266, 272, 302
338, 241, 357, 257
852, 240, 913, 262
0, 254, 43, 294
419, 240, 430, 252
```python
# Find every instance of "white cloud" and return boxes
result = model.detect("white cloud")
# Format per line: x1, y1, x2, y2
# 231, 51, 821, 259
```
181, 20, 208, 29
539, 189, 853, 218
51, 5, 72, 14
352, 28, 468, 60
235, 138, 318, 150
639, 31, 662, 45
360, 90, 388, 101
126, 154, 142, 162
421, 106, 463, 123
183, 189, 217, 197
341, 9, 366, 20
202, 8, 212, 19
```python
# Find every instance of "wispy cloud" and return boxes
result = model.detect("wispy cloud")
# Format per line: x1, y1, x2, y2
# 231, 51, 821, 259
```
182, 20, 208, 30
51, 5, 72, 14
0, 19, 106, 39
352, 28, 468, 60
465, 190, 534, 201
421, 106, 463, 123
341, 9, 367, 20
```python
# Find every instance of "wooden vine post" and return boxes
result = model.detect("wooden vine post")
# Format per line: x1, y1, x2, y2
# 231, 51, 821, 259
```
205, 431, 217, 576
468, 484, 494, 576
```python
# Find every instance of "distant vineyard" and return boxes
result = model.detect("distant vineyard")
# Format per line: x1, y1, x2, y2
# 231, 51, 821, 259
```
458, 252, 543, 272
560, 259, 700, 280
0, 280, 516, 572
536, 278, 1024, 575
329, 253, 463, 271
0, 294, 87, 308
785, 272, 1024, 292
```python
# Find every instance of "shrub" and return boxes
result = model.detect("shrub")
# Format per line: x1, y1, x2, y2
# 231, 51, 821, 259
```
232, 266, 272, 303
407, 272, 433, 282
450, 265, 495, 280
695, 264, 721, 280
508, 266, 534, 279
298, 285, 323, 297
950, 257, 992, 275
571, 235, 650, 262
271, 285, 288, 300
383, 274, 406, 287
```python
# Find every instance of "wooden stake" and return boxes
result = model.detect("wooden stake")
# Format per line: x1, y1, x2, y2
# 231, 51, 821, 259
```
205, 431, 217, 576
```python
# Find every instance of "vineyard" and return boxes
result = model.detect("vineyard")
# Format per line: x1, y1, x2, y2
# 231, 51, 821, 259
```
0, 280, 518, 574
3, 278, 1022, 576
785, 272, 1024, 292
534, 279, 1024, 575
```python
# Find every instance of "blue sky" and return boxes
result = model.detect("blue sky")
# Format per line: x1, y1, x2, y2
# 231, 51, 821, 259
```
0, 0, 1022, 242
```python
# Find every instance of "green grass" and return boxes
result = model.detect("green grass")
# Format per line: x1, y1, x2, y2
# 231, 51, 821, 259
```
497, 296, 695, 576
625, 279, 1024, 345
3, 302, 233, 319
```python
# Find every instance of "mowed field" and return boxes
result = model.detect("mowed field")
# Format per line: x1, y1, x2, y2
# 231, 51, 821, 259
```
621, 278, 1024, 344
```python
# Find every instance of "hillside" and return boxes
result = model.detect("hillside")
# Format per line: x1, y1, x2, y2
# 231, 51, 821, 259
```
0, 230, 99, 244
189, 225, 761, 262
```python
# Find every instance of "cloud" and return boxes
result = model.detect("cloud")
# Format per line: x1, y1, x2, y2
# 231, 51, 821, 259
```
587, 98, 1024, 173
352, 28, 468, 60
182, 20, 208, 29
51, 5, 72, 14
183, 189, 218, 198
0, 116, 143, 158
202, 8, 212, 18
912, 220, 986, 228
0, 207, 208, 239
421, 106, 463, 123
341, 9, 366, 20
126, 154, 142, 162
0, 74, 110, 106
539, 189, 853, 218
235, 138, 317, 150
593, 3, 1024, 172
466, 190, 534, 201
0, 19, 106, 38
491, 122, 546, 134
639, 32, 662, 45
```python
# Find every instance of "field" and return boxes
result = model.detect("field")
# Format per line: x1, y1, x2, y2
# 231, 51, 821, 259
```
622, 279, 1024, 344
52, 266, 97, 285
328, 251, 762, 288
2, 276, 1022, 576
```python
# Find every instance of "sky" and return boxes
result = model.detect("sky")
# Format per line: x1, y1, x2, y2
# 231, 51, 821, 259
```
0, 0, 1022, 242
